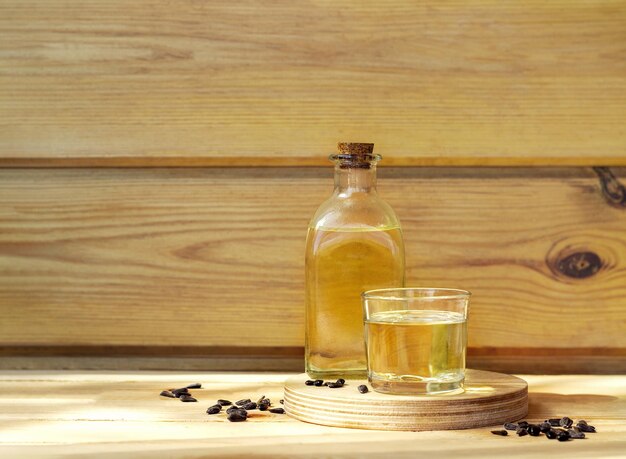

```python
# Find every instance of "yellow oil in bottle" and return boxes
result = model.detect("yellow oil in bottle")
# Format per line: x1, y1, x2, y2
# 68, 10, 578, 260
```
305, 225, 404, 379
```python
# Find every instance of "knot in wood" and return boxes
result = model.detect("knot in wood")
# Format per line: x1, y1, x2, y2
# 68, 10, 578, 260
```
556, 251, 602, 279
593, 167, 626, 207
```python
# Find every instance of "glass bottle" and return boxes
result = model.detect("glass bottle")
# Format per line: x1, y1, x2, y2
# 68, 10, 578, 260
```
305, 142, 405, 379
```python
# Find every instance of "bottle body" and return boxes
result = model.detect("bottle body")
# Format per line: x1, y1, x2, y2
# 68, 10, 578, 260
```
305, 146, 405, 379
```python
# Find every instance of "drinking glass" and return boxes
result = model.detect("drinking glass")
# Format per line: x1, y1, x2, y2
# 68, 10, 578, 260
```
362, 288, 470, 395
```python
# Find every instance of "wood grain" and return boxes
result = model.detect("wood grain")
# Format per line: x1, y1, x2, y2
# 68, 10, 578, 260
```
284, 371, 528, 431
0, 167, 624, 372
1, 0, 625, 166
0, 371, 624, 458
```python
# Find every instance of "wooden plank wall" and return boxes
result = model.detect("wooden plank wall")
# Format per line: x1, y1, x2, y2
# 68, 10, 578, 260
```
0, 1, 625, 373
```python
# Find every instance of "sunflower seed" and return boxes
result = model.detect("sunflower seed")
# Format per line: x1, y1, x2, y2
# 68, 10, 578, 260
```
206, 405, 221, 415
269, 408, 285, 414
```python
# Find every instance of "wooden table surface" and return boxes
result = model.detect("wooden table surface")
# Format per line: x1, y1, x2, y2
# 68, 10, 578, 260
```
0, 372, 624, 458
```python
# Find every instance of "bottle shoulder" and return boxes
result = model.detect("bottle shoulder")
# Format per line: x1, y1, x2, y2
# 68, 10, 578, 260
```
309, 192, 402, 230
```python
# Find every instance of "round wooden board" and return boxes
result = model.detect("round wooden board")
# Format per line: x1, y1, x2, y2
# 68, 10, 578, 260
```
284, 369, 528, 431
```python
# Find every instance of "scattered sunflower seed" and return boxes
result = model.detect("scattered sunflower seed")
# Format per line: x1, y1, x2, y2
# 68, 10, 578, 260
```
491, 430, 508, 436
516, 427, 528, 437
235, 399, 251, 406
314, 380, 324, 387
269, 408, 285, 414
179, 394, 197, 402
557, 431, 570, 442
305, 380, 315, 386
160, 390, 176, 398
577, 423, 596, 433
206, 405, 221, 415
358, 385, 369, 394
545, 429, 558, 440
243, 402, 257, 410
527, 425, 541, 436
258, 403, 269, 411
217, 399, 232, 406
227, 411, 247, 422
186, 383, 202, 389
171, 388, 190, 397
568, 430, 586, 439
559, 417, 573, 428
503, 422, 518, 431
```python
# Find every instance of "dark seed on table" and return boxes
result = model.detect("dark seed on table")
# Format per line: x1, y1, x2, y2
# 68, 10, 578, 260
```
547, 418, 561, 427
545, 429, 558, 440
491, 430, 508, 436
503, 422, 518, 431
577, 423, 596, 433
258, 403, 269, 411
559, 417, 573, 428
327, 382, 343, 388
206, 405, 222, 415
305, 380, 315, 386
539, 422, 552, 433
256, 395, 265, 404
231, 408, 247, 416
577, 419, 588, 426
358, 385, 369, 394
314, 380, 324, 386
217, 399, 232, 406
337, 379, 346, 385
227, 411, 247, 422
516, 427, 528, 437
243, 402, 257, 410
568, 429, 585, 439
279, 399, 284, 404
517, 421, 529, 428
185, 383, 202, 389
235, 399, 251, 406
527, 424, 541, 436
179, 394, 197, 402
171, 388, 190, 397
160, 390, 176, 398
557, 431, 570, 442
269, 408, 285, 414
226, 406, 242, 414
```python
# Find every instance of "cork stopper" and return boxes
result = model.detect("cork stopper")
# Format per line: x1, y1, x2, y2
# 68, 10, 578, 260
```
331, 143, 381, 168
337, 143, 375, 156
330, 142, 382, 169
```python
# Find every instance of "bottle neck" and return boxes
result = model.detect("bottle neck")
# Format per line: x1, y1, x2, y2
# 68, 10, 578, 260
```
333, 164, 377, 195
